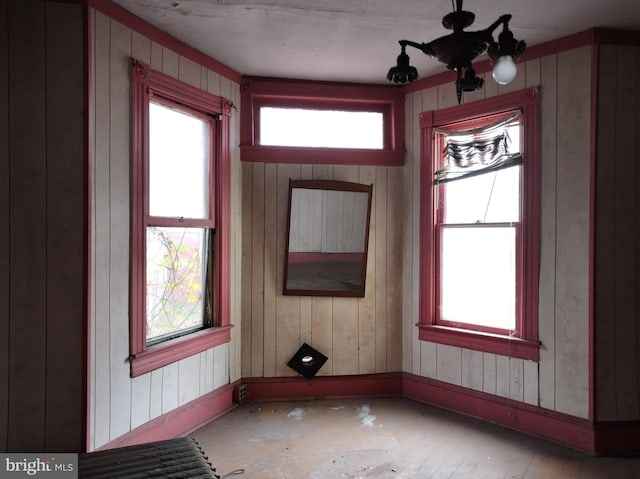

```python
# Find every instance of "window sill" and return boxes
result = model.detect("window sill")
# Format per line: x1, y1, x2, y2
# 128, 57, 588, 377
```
418, 324, 539, 361
240, 145, 405, 166
129, 325, 232, 377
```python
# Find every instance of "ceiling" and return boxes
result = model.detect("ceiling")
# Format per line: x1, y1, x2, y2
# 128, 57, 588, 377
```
113, 0, 640, 84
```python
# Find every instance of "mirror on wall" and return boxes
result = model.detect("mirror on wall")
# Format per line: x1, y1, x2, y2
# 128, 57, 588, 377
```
283, 179, 373, 297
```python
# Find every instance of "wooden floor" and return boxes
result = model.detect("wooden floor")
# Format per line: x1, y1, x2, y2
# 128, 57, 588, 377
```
191, 397, 640, 478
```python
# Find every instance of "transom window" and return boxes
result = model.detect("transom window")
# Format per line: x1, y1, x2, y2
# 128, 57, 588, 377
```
259, 107, 384, 149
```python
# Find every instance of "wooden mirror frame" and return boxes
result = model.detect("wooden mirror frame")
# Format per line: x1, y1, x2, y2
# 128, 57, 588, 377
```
283, 179, 373, 297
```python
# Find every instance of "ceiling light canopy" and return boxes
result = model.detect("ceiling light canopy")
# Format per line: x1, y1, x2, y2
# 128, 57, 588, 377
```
387, 0, 526, 103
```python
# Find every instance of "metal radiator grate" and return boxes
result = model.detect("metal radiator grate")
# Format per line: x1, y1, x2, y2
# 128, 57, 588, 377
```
79, 437, 220, 479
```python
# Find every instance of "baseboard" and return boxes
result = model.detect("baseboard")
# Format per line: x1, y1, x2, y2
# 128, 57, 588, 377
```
97, 381, 237, 451
594, 420, 640, 456
402, 373, 596, 453
242, 373, 403, 401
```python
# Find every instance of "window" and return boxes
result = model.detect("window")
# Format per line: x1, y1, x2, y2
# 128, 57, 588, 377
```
418, 88, 541, 361
129, 60, 232, 377
240, 77, 405, 165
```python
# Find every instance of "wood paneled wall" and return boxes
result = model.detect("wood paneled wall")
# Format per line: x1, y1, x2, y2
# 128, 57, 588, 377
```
89, 10, 242, 451
595, 44, 640, 422
403, 47, 593, 419
0, 0, 86, 452
241, 163, 403, 378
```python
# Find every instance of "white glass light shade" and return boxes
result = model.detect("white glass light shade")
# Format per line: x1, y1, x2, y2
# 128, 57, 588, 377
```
492, 55, 518, 85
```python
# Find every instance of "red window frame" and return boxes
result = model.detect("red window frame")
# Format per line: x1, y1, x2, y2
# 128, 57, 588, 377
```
240, 76, 405, 166
129, 59, 232, 377
418, 87, 541, 361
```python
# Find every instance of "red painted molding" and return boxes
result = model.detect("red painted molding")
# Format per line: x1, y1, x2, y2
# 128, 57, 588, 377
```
242, 373, 403, 402
402, 373, 596, 453
418, 325, 540, 361
240, 145, 405, 166
88, 0, 241, 83
129, 326, 232, 377
95, 382, 237, 451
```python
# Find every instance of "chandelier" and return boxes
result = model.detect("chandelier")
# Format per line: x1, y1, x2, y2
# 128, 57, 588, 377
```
387, 0, 526, 103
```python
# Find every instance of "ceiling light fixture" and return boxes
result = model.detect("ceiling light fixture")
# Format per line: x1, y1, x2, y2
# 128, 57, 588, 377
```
387, 0, 526, 104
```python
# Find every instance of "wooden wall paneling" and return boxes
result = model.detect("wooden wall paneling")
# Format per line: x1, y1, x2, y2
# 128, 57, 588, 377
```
44, 1, 85, 451
418, 88, 439, 381
263, 163, 277, 377
149, 369, 163, 420
374, 167, 388, 373
482, 353, 497, 395
161, 47, 179, 77
204, 348, 215, 393
437, 82, 458, 109
207, 68, 221, 97
130, 374, 151, 429
178, 56, 201, 88
0, 0, 9, 453
401, 92, 416, 374
525, 58, 542, 87
250, 162, 265, 377
8, 0, 47, 451
613, 45, 639, 420
538, 53, 558, 412
495, 356, 511, 398
231, 82, 242, 384
358, 166, 376, 374
332, 297, 360, 375
199, 351, 208, 395
240, 161, 253, 378
523, 360, 539, 406
161, 363, 179, 414
275, 164, 302, 377
92, 10, 113, 449
108, 18, 133, 440
483, 72, 498, 99
131, 31, 151, 64
508, 358, 525, 402
311, 297, 333, 375
554, 46, 591, 419
178, 355, 201, 406
150, 40, 162, 71
461, 349, 483, 391
213, 344, 229, 389
420, 342, 437, 379
386, 166, 404, 371
436, 344, 462, 386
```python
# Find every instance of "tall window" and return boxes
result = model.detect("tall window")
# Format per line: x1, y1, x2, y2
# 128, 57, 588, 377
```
145, 101, 215, 345
130, 60, 232, 377
419, 88, 540, 360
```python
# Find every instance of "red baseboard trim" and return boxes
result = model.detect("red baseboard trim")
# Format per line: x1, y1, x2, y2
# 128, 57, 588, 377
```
96, 382, 237, 451
242, 373, 403, 402
402, 373, 595, 453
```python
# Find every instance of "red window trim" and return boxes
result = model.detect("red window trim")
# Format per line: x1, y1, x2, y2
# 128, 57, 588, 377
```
129, 59, 233, 377
240, 76, 405, 166
418, 87, 541, 361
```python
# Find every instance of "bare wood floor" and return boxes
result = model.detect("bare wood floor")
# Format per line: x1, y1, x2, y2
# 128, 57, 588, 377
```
191, 397, 640, 479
